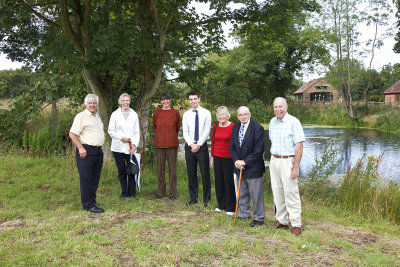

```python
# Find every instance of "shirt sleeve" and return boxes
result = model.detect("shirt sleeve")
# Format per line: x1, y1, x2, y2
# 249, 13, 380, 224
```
175, 110, 181, 135
132, 112, 140, 147
182, 111, 193, 145
152, 109, 158, 132
107, 112, 122, 141
198, 109, 211, 146
210, 123, 216, 157
292, 119, 305, 144
70, 113, 83, 136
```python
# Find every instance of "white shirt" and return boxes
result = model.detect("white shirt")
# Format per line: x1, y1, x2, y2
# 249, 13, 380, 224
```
70, 109, 105, 146
182, 106, 211, 146
108, 108, 140, 154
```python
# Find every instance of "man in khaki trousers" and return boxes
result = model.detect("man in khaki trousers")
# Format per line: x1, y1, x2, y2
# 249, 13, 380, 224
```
268, 97, 305, 236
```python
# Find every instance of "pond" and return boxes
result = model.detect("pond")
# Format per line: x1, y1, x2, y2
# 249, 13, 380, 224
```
265, 126, 400, 180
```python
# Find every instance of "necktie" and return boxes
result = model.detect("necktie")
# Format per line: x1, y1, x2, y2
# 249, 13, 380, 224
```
194, 110, 199, 142
239, 124, 245, 147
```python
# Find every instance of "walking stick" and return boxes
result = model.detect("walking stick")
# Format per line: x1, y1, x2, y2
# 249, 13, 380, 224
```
234, 166, 243, 226
128, 140, 132, 150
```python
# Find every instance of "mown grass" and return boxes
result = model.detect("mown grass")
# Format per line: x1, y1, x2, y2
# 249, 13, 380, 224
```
1, 154, 400, 265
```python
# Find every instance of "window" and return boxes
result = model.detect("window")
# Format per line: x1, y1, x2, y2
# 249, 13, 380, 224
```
316, 86, 328, 90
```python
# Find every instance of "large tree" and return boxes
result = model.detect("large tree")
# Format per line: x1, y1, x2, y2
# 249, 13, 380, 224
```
0, 0, 243, 156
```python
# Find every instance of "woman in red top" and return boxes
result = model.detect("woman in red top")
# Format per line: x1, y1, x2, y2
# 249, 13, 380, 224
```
153, 92, 181, 200
211, 106, 235, 215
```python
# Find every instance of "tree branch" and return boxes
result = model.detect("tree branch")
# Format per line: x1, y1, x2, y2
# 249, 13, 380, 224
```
149, 0, 161, 33
84, 0, 92, 55
59, 0, 85, 56
19, 0, 62, 29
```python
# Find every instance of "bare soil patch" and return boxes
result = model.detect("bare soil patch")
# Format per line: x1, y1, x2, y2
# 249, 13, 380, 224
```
0, 219, 26, 231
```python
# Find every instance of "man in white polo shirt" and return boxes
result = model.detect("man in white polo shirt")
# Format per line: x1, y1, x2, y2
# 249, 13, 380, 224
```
69, 94, 105, 213
269, 97, 305, 236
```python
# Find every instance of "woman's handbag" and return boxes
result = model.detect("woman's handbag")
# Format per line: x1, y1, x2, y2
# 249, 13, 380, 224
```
125, 140, 140, 175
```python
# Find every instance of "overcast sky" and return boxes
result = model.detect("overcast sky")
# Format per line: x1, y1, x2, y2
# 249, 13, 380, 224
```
1, 2, 400, 81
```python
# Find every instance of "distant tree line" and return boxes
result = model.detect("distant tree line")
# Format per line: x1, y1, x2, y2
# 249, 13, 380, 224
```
0, 68, 32, 98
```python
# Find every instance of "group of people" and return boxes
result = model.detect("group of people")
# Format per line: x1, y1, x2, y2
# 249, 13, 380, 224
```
69, 90, 305, 236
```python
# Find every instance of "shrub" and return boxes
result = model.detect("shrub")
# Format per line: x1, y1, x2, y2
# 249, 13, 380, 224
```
336, 153, 400, 223
21, 110, 74, 156
299, 141, 342, 203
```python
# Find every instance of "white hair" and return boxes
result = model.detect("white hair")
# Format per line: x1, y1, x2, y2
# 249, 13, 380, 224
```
216, 106, 231, 119
273, 97, 287, 106
237, 106, 250, 114
84, 94, 99, 105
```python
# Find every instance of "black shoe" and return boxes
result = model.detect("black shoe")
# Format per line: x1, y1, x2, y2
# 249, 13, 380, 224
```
87, 206, 104, 213
250, 220, 264, 227
169, 196, 177, 200
121, 196, 128, 201
128, 195, 136, 199
204, 202, 208, 208
186, 200, 197, 206
156, 195, 163, 199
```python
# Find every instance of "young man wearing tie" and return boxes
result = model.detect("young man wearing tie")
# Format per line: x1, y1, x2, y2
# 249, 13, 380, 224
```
182, 91, 212, 207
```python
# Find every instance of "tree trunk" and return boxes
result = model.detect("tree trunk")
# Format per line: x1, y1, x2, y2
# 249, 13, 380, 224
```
135, 60, 164, 168
50, 98, 58, 133
83, 67, 113, 157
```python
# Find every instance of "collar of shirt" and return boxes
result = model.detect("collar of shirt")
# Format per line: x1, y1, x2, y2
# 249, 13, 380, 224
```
190, 106, 202, 112
84, 109, 97, 117
273, 113, 290, 124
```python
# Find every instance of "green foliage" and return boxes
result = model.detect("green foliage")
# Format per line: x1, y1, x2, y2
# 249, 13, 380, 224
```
0, 93, 42, 147
375, 108, 400, 134
0, 68, 32, 98
177, 0, 328, 107
300, 141, 342, 202
336, 154, 400, 223
145, 117, 156, 166
393, 0, 400, 53
288, 102, 352, 126
247, 99, 272, 123
380, 63, 400, 91
1, 107, 74, 156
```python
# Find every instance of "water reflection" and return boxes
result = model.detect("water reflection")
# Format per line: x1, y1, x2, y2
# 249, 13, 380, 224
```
264, 126, 400, 180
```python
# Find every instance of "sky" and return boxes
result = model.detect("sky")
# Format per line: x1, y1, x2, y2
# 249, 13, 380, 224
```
1, 2, 400, 81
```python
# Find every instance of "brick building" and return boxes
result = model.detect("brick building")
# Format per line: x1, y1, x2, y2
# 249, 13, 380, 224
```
384, 80, 400, 105
293, 78, 339, 103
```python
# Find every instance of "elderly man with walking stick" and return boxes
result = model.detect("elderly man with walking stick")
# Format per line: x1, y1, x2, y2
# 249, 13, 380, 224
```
230, 106, 265, 227
269, 97, 305, 236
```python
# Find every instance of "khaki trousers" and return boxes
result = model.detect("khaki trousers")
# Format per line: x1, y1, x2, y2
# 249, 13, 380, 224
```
270, 156, 302, 227
155, 148, 178, 197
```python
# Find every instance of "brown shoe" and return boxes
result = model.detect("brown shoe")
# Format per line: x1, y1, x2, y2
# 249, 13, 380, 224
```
271, 221, 289, 229
291, 227, 302, 236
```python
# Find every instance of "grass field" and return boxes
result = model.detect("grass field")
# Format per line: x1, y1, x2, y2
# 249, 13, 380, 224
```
1, 154, 400, 265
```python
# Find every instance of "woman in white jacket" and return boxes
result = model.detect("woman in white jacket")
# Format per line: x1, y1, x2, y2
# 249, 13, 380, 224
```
108, 93, 140, 200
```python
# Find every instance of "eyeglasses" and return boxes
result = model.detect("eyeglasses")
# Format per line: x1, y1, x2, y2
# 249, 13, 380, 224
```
237, 113, 249, 117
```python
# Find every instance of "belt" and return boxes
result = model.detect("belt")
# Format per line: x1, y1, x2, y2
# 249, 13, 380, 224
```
83, 144, 102, 149
273, 155, 294, 158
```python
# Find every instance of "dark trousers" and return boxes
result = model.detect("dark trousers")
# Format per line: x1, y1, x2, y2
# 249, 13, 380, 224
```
214, 156, 236, 212
185, 143, 211, 204
112, 152, 136, 198
76, 145, 103, 210
155, 148, 178, 197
